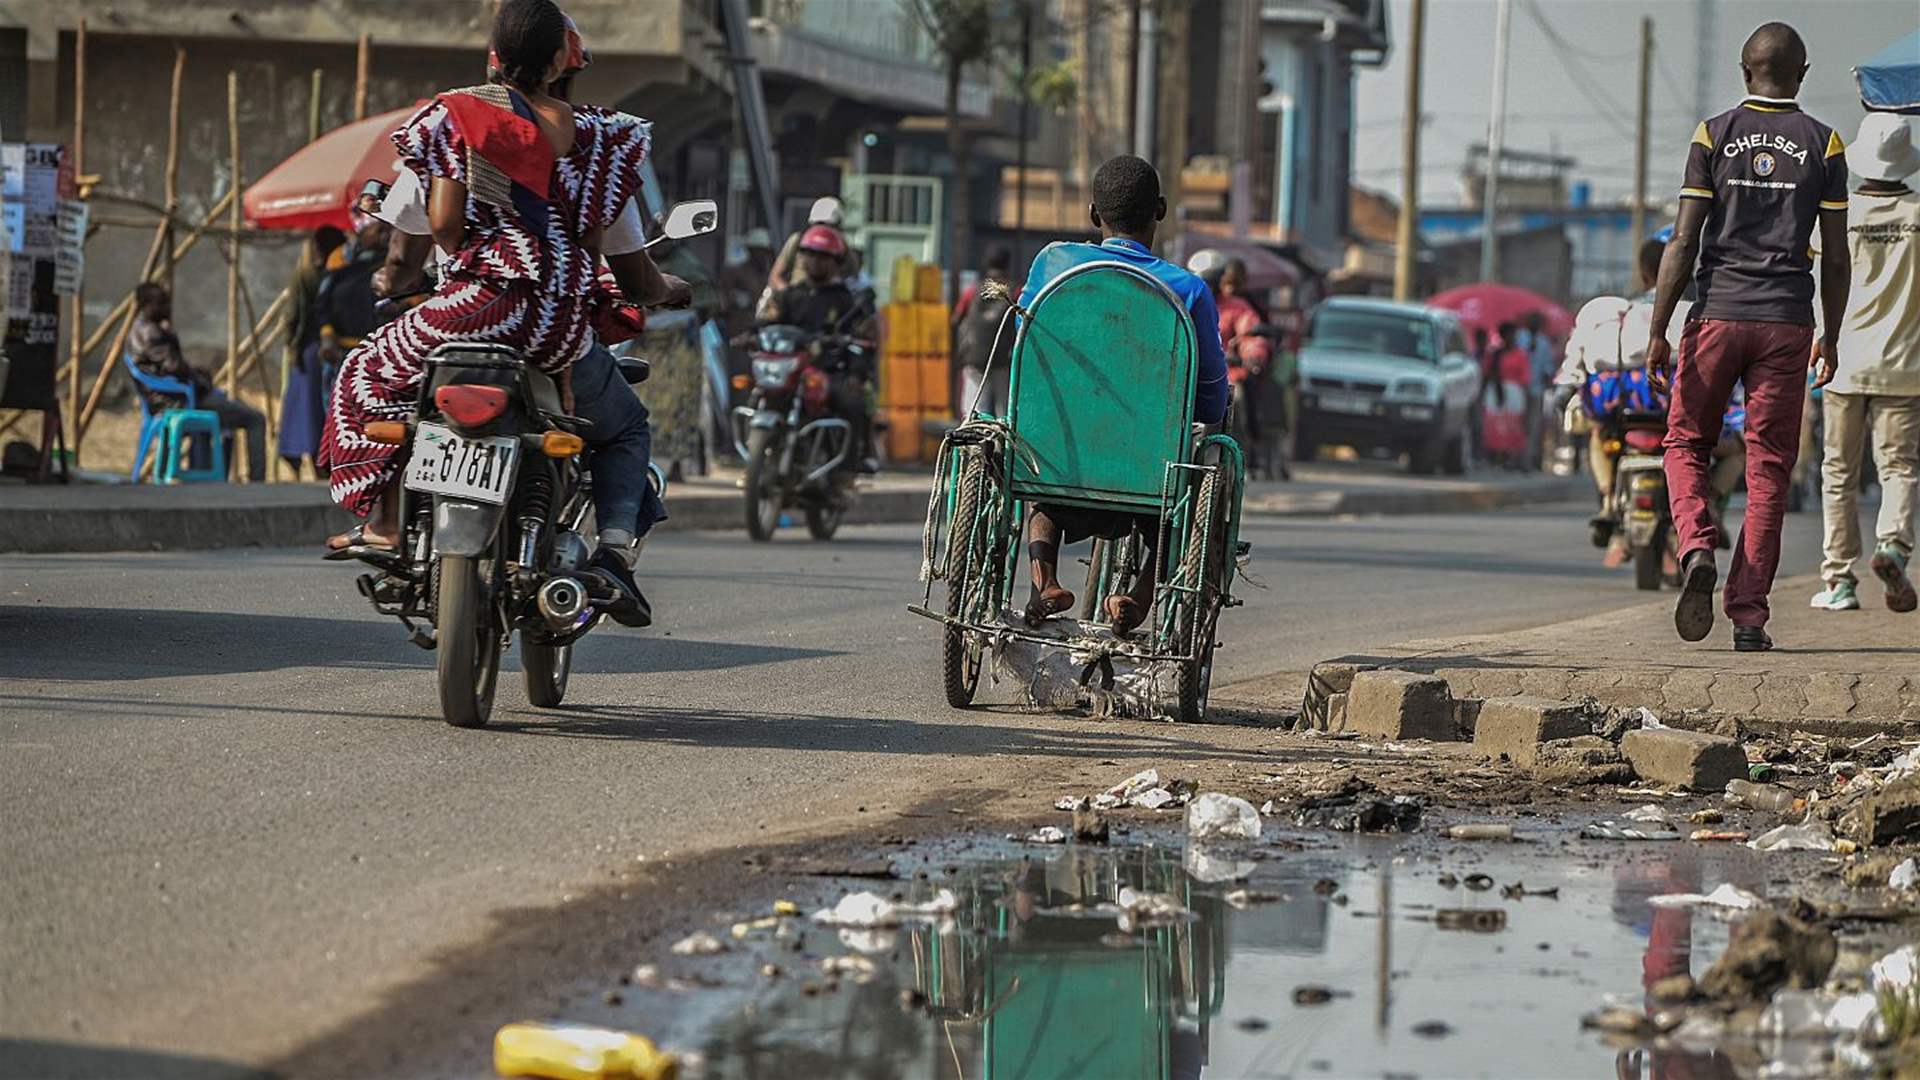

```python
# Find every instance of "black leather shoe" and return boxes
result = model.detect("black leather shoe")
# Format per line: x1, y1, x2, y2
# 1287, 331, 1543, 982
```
1733, 626, 1774, 652
589, 548, 652, 628
1674, 549, 1717, 643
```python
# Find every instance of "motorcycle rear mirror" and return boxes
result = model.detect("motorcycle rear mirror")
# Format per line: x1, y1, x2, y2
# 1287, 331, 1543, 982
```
660, 199, 719, 242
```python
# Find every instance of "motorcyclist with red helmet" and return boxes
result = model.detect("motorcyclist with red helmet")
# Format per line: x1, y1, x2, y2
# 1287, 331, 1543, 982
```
761, 225, 879, 473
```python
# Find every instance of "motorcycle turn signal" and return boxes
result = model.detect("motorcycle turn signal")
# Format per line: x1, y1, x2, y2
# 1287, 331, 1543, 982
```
365, 421, 408, 445
540, 431, 585, 458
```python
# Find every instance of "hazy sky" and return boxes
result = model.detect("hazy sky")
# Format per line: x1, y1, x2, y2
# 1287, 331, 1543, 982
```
1350, 0, 1919, 206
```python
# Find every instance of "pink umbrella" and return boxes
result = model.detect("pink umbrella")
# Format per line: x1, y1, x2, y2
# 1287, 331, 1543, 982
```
243, 103, 422, 231
1428, 283, 1573, 339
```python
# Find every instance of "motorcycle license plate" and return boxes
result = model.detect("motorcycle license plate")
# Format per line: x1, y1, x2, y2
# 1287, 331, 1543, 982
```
404, 422, 518, 504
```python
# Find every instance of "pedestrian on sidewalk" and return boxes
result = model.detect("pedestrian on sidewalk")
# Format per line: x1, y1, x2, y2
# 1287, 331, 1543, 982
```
1809, 112, 1920, 614
129, 283, 268, 482
1645, 22, 1851, 652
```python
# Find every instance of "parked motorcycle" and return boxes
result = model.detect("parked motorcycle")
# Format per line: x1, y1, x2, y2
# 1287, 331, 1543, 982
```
731, 297, 874, 542
343, 199, 718, 726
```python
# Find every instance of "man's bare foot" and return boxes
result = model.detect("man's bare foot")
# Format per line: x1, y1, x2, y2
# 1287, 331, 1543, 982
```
1024, 584, 1075, 626
1104, 594, 1146, 637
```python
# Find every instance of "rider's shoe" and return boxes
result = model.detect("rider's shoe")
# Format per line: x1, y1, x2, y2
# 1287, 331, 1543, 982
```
1869, 544, 1918, 613
589, 547, 652, 628
1810, 579, 1860, 611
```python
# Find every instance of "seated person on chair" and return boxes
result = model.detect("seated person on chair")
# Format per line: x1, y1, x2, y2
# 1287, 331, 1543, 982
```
1019, 154, 1230, 636
129, 282, 268, 482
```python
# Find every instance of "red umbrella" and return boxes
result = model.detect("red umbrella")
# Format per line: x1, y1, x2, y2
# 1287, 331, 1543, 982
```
1427, 282, 1573, 339
243, 102, 423, 231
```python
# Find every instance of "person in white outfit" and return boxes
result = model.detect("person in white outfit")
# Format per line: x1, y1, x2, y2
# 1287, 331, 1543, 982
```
1810, 113, 1920, 613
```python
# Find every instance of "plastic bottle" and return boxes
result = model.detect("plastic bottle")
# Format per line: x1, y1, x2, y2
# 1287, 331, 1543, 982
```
1446, 824, 1515, 841
1723, 779, 1795, 813
493, 1022, 678, 1080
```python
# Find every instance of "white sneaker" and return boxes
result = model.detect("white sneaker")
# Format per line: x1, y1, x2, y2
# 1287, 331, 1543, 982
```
1810, 580, 1860, 611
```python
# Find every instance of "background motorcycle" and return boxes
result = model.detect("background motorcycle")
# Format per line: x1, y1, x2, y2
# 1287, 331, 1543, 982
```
1592, 408, 1677, 592
730, 294, 875, 542
348, 199, 718, 726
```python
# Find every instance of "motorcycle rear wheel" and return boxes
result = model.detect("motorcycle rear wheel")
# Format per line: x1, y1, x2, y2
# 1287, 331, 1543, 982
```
522, 637, 571, 707
436, 554, 502, 727
805, 503, 844, 540
1633, 530, 1666, 592
744, 428, 783, 542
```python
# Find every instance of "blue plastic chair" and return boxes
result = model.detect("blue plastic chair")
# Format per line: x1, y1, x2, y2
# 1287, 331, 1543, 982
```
123, 348, 226, 483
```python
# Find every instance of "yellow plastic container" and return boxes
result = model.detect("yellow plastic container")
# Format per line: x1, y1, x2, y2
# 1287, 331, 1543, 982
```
918, 354, 951, 410
493, 1022, 678, 1080
881, 353, 921, 408
914, 264, 944, 305
890, 254, 920, 301
917, 302, 951, 353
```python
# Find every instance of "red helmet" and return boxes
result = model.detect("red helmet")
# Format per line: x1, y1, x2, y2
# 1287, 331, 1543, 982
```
798, 225, 846, 258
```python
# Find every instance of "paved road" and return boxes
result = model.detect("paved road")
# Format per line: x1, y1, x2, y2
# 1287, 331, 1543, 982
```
0, 501, 1825, 1071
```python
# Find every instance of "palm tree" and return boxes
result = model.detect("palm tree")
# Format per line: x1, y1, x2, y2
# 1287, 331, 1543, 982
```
907, 0, 995, 316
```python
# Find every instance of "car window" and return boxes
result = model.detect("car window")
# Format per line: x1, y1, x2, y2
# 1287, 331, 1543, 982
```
1306, 308, 1437, 361
1443, 325, 1468, 356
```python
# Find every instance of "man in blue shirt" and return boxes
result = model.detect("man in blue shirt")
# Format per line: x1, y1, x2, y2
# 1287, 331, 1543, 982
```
1020, 154, 1229, 635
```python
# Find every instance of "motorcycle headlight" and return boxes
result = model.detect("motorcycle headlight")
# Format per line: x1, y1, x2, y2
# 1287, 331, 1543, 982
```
752, 358, 798, 387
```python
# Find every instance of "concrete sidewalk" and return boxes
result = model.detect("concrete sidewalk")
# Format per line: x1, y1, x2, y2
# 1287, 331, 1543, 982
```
0, 461, 1580, 554
1297, 576, 1920, 733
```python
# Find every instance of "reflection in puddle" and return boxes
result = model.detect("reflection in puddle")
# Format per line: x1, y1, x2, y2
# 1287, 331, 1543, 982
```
686, 832, 1779, 1078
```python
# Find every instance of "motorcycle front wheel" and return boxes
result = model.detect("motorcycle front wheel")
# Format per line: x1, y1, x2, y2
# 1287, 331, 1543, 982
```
744, 428, 783, 542
436, 554, 502, 727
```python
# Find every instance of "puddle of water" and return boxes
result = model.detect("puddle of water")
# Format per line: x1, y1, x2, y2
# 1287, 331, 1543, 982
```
672, 828, 1793, 1079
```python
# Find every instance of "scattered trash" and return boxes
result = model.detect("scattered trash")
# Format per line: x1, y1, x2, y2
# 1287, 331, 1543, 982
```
730, 916, 782, 938
812, 892, 897, 928
1889, 858, 1918, 891
669, 932, 728, 957
1689, 808, 1725, 824
1688, 830, 1749, 842
1293, 985, 1337, 1006
1649, 974, 1697, 1003
1872, 944, 1917, 993
1446, 823, 1514, 841
1749, 763, 1777, 782
1462, 873, 1495, 891
1633, 707, 1667, 730
1437, 872, 1459, 888
818, 955, 878, 983
492, 1022, 678, 1080
1024, 826, 1068, 844
1111, 887, 1193, 932
1435, 908, 1508, 932
1580, 1005, 1676, 1038
1053, 796, 1080, 811
1106, 768, 1162, 802
1185, 845, 1256, 884
773, 900, 799, 917
1187, 793, 1263, 841
1133, 788, 1179, 811
1500, 882, 1559, 900
1757, 988, 1884, 1041
1624, 804, 1673, 824
1647, 883, 1765, 912
1411, 1020, 1455, 1039
1581, 820, 1681, 841
1258, 799, 1275, 817
1698, 910, 1837, 1004
1293, 779, 1422, 833
1748, 820, 1837, 852
1223, 888, 1287, 909
1724, 779, 1797, 813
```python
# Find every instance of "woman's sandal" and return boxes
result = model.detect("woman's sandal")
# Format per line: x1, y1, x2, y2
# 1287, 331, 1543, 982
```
1104, 595, 1146, 638
323, 523, 398, 562
1023, 585, 1076, 627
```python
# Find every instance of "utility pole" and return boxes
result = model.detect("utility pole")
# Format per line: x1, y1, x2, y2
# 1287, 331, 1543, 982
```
1229, 0, 1260, 238
1630, 16, 1652, 286
1393, 0, 1426, 300
1133, 1, 1158, 162
1015, 0, 1033, 268
1478, 0, 1512, 282
1125, 0, 1141, 155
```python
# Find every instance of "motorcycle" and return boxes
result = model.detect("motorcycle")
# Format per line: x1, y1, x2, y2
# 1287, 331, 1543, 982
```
343, 198, 718, 726
730, 296, 875, 542
1591, 409, 1677, 592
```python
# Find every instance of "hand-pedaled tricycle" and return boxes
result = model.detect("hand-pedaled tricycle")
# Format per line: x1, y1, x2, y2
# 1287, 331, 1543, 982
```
911, 258, 1248, 722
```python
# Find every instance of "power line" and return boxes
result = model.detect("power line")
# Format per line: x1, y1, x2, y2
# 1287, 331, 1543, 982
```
1519, 0, 1636, 140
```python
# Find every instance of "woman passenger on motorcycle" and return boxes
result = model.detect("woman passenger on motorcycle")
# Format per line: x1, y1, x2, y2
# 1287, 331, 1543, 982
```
321, 0, 653, 550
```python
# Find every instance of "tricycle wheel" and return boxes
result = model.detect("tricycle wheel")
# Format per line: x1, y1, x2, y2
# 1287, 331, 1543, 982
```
1172, 468, 1225, 723
744, 428, 782, 541
942, 446, 991, 708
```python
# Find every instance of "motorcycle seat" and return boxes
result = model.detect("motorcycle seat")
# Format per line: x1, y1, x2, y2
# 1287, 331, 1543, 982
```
525, 369, 564, 416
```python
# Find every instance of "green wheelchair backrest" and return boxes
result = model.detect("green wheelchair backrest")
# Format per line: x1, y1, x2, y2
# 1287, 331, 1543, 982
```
1005, 258, 1198, 512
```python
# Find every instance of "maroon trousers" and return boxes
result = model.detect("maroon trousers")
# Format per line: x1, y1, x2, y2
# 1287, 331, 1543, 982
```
1662, 318, 1814, 629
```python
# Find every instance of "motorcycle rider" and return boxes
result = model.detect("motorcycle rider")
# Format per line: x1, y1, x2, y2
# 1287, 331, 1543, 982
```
361, 9, 685, 627
759, 224, 879, 474
763, 196, 861, 304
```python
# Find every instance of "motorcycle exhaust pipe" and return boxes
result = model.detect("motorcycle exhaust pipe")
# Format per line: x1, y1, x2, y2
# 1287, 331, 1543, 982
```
536, 576, 590, 629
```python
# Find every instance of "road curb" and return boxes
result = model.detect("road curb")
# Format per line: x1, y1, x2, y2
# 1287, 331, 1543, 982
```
1241, 474, 1581, 518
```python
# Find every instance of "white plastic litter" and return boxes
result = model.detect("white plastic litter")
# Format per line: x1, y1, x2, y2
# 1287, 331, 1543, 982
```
1646, 883, 1764, 911
812, 891, 897, 928
1259, 799, 1275, 816
669, 931, 729, 956
1132, 788, 1178, 810
1625, 804, 1673, 824
1186, 792, 1263, 840
1025, 826, 1068, 844
1106, 768, 1162, 800
996, 615, 1178, 718
1634, 707, 1667, 730
1889, 858, 1919, 891
1112, 886, 1193, 932
1581, 820, 1681, 841
1184, 845, 1255, 884
819, 955, 878, 982
1747, 820, 1837, 852
1053, 796, 1080, 811
1872, 944, 1917, 992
